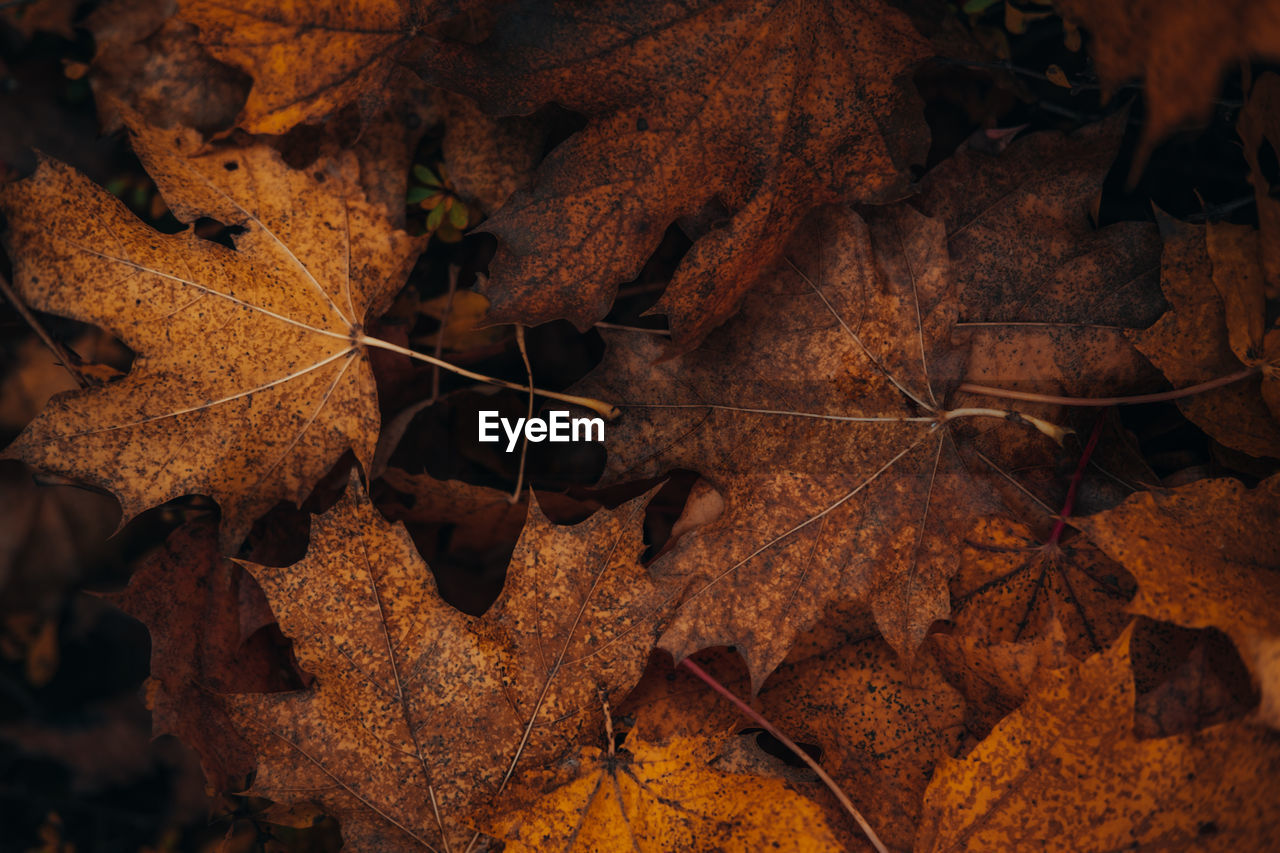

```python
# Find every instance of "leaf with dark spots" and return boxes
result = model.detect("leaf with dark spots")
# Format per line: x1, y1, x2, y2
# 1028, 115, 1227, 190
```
179, 0, 437, 135
0, 113, 420, 548
917, 625, 1280, 851
228, 477, 696, 851
1074, 475, 1280, 729
489, 718, 843, 852
108, 519, 301, 790
410, 0, 933, 352
574, 202, 1017, 688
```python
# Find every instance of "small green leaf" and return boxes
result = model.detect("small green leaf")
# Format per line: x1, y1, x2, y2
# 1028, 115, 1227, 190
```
406, 186, 435, 205
448, 200, 469, 230
962, 0, 1001, 13
412, 164, 442, 187
426, 202, 446, 231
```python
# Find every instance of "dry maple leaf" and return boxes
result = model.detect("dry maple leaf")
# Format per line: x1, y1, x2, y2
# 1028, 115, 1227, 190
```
755, 623, 965, 851
947, 516, 1134, 659
178, 0, 434, 135
916, 624, 1280, 851
488, 718, 844, 852
1128, 216, 1280, 460
915, 115, 1163, 406
412, 0, 932, 351
935, 514, 1135, 733
85, 0, 250, 135
108, 519, 298, 790
0, 117, 419, 548
619, 607, 964, 851
1072, 475, 1280, 729
228, 477, 692, 851
912, 117, 1165, 528
575, 203, 1044, 689
1052, 0, 1280, 154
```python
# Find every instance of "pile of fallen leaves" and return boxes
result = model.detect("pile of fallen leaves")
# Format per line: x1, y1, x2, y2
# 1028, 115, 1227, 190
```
1, 0, 1279, 850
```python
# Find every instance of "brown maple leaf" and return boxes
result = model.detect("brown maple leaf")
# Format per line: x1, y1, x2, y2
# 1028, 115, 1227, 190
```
411, 0, 932, 351
228, 478, 692, 851
488, 718, 844, 852
1128, 216, 1280, 460
85, 0, 250, 135
0, 116, 420, 548
1073, 475, 1280, 729
950, 517, 1135, 660
619, 606, 964, 851
1053, 0, 1280, 154
915, 116, 1165, 519
936, 515, 1135, 733
178, 0, 434, 135
756, 620, 964, 851
575, 203, 1023, 689
917, 625, 1280, 851
108, 519, 300, 790
915, 115, 1164, 406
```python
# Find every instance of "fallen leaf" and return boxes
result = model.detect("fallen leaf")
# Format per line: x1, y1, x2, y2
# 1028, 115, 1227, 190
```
86, 0, 249, 135
576, 203, 1003, 688
489, 721, 844, 852
414, 0, 932, 351
916, 625, 1280, 851
1073, 475, 1280, 728
930, 617, 1072, 737
413, 289, 505, 353
439, 91, 544, 216
1130, 619, 1259, 739
936, 514, 1135, 731
180, 0, 425, 134
108, 519, 301, 789
757, 624, 965, 851
1052, 0, 1280, 152
916, 115, 1164, 405
1128, 216, 1280, 460
948, 516, 1134, 660
915, 116, 1165, 518
0, 116, 419, 548
229, 478, 692, 851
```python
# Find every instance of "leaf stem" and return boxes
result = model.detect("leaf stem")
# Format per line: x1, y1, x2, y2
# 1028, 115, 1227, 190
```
358, 334, 620, 419
508, 325, 533, 503
1047, 413, 1107, 547
677, 658, 889, 853
943, 407, 1071, 444
957, 366, 1261, 407
0, 271, 88, 389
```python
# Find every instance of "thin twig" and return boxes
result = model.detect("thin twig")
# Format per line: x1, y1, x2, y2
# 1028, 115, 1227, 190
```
958, 366, 1261, 407
678, 658, 889, 853
594, 321, 671, 335
509, 325, 533, 503
359, 334, 620, 419
1047, 413, 1107, 547
0, 271, 88, 389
